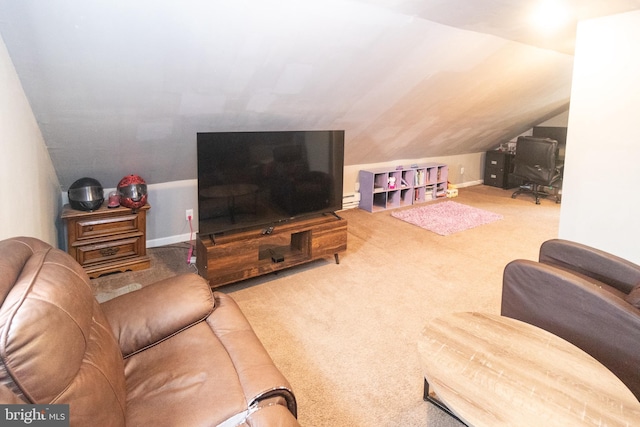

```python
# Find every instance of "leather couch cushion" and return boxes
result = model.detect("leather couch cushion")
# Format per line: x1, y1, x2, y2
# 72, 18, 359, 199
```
625, 285, 640, 308
101, 274, 215, 358
0, 237, 127, 426
123, 291, 297, 425
539, 239, 640, 294
124, 321, 249, 426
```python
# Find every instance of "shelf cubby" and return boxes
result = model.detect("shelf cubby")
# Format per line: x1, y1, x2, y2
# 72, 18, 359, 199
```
372, 192, 387, 211
400, 188, 413, 206
388, 190, 401, 209
358, 163, 448, 212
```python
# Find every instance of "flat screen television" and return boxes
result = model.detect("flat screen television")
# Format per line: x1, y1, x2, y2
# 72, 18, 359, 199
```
197, 130, 345, 236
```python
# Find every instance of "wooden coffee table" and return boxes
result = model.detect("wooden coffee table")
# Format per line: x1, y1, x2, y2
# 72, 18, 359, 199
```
418, 312, 640, 426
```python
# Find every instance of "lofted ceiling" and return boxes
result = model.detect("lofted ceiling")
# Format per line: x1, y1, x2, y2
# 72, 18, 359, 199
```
1, 0, 640, 190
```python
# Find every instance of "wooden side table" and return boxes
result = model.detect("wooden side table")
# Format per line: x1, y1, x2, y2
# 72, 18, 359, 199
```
418, 312, 640, 426
61, 202, 150, 278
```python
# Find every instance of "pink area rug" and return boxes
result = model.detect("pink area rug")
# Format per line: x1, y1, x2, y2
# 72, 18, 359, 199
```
391, 201, 503, 236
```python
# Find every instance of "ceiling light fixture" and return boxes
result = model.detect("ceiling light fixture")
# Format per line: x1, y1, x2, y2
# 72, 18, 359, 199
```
531, 0, 572, 34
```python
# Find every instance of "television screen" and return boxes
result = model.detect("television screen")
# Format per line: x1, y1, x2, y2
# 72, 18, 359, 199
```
197, 130, 345, 236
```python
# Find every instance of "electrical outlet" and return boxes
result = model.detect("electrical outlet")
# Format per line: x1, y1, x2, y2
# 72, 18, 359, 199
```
460, 166, 465, 175
185, 209, 193, 221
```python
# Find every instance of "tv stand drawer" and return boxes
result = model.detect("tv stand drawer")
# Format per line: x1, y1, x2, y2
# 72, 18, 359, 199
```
197, 214, 347, 288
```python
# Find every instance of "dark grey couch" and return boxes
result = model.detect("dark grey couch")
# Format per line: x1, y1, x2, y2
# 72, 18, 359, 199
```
501, 239, 640, 401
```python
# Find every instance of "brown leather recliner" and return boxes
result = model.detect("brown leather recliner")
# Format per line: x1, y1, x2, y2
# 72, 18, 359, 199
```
0, 237, 299, 426
502, 239, 640, 401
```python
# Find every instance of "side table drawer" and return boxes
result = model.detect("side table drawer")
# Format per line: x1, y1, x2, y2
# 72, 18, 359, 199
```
75, 214, 140, 240
75, 236, 143, 267
62, 203, 150, 278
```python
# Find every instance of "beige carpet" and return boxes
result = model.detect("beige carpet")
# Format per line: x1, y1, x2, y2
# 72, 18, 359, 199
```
91, 185, 560, 426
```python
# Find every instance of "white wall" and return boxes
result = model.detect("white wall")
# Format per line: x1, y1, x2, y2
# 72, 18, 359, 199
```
140, 180, 198, 247
0, 36, 61, 246
559, 11, 640, 263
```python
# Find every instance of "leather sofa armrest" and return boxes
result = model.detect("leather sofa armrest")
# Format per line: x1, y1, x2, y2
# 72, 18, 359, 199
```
501, 259, 640, 400
539, 239, 640, 294
101, 273, 214, 358
244, 403, 301, 427
0, 384, 26, 404
207, 292, 298, 418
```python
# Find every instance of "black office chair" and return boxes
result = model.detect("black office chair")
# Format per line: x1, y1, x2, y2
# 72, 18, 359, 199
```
510, 136, 562, 204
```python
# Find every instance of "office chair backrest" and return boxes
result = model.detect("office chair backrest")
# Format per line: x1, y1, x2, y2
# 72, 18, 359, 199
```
512, 136, 559, 184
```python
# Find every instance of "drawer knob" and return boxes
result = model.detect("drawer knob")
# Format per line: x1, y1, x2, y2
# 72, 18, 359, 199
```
88, 226, 94, 231
100, 247, 120, 257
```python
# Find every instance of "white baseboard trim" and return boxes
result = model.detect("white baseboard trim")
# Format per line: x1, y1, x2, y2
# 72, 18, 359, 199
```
457, 180, 483, 188
147, 232, 194, 248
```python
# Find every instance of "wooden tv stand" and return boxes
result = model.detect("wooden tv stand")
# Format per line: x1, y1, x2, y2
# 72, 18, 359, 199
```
196, 213, 347, 288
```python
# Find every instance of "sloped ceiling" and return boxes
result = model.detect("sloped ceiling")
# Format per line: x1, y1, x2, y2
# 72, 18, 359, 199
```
1, 0, 640, 190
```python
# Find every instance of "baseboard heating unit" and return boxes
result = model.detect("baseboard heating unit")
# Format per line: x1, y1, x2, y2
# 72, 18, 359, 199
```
342, 192, 361, 210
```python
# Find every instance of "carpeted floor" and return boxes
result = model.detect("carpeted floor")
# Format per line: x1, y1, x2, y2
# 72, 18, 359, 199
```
91, 242, 196, 299
91, 185, 560, 426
